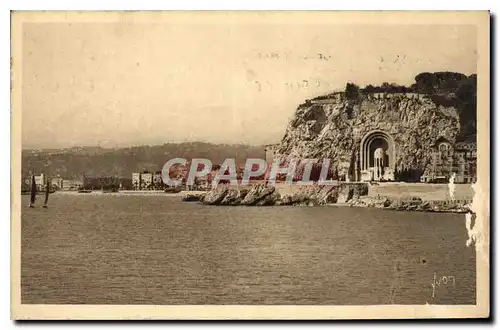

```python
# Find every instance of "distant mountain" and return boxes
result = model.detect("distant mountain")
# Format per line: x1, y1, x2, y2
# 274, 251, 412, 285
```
22, 142, 266, 180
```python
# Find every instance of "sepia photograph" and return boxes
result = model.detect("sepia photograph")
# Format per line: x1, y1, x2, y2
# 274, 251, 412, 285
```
10, 11, 490, 319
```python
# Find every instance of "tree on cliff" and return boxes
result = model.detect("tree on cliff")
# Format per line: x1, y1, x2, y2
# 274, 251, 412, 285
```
345, 83, 360, 100
412, 71, 468, 94
454, 74, 477, 141
412, 72, 476, 141
363, 82, 412, 93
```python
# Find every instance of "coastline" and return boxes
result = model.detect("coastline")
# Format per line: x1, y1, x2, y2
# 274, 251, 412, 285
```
47, 183, 474, 214
53, 190, 183, 197
180, 182, 474, 214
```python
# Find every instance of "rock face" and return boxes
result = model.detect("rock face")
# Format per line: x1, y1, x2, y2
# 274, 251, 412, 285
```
275, 92, 461, 180
336, 182, 369, 203
220, 188, 249, 205
188, 183, 468, 213
241, 185, 277, 205
202, 184, 280, 206
199, 183, 368, 206
202, 185, 229, 205
181, 193, 204, 202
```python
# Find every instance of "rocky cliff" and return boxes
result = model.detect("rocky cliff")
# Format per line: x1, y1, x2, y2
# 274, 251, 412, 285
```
275, 92, 462, 180
185, 183, 369, 206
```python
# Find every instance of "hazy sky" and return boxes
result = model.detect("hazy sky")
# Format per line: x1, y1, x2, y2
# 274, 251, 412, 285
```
21, 21, 477, 148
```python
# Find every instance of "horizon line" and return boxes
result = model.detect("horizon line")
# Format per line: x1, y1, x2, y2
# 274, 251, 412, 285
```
21, 140, 275, 151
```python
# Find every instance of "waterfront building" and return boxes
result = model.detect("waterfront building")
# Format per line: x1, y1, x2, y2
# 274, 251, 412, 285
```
153, 171, 163, 190
28, 175, 83, 190
420, 140, 477, 184
83, 176, 130, 191
141, 172, 153, 190
51, 177, 64, 189
132, 172, 141, 190
34, 174, 45, 188
25, 173, 45, 189
61, 179, 83, 190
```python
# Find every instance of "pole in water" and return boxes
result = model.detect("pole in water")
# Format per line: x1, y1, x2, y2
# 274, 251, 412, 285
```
43, 178, 50, 208
29, 174, 36, 208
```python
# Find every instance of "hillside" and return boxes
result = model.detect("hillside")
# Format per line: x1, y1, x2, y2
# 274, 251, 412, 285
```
313, 72, 477, 142
22, 142, 265, 180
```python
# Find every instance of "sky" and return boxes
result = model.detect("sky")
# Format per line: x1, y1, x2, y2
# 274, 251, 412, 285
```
20, 19, 477, 149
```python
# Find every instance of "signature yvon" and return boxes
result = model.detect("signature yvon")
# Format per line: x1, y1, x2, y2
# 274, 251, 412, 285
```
431, 272, 456, 299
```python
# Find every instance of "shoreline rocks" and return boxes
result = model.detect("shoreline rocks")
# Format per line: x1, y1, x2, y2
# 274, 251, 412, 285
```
196, 183, 369, 207
181, 193, 205, 202
183, 183, 471, 213
348, 195, 472, 213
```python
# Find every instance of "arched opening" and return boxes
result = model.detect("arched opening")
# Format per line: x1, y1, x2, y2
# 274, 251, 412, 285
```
368, 138, 389, 167
359, 130, 395, 182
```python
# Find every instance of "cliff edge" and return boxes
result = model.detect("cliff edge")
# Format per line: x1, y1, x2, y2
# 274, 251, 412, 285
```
275, 92, 461, 180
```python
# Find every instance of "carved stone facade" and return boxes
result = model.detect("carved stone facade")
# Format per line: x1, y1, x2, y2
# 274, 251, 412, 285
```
359, 130, 396, 182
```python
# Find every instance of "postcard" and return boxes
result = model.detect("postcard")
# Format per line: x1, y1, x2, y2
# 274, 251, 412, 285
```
11, 10, 490, 320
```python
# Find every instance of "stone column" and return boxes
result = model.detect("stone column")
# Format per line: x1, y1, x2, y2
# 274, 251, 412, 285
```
376, 158, 380, 180
354, 152, 359, 182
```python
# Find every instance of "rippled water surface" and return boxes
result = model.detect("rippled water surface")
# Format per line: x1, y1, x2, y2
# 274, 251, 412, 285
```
21, 194, 476, 305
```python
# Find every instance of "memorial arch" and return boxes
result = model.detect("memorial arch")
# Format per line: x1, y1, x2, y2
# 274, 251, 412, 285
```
359, 130, 396, 181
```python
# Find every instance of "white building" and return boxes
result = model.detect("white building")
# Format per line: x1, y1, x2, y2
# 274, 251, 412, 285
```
51, 177, 63, 189
25, 173, 45, 189
153, 172, 163, 189
132, 172, 141, 190
141, 172, 153, 190
34, 174, 45, 187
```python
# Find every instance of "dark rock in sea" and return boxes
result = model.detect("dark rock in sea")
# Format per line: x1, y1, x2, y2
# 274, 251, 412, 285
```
351, 183, 369, 198
241, 184, 276, 206
255, 190, 280, 206
278, 192, 310, 206
181, 194, 204, 202
202, 185, 229, 205
336, 183, 368, 203
220, 188, 249, 205
276, 184, 346, 206
336, 188, 352, 204
315, 185, 340, 204
198, 182, 368, 207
